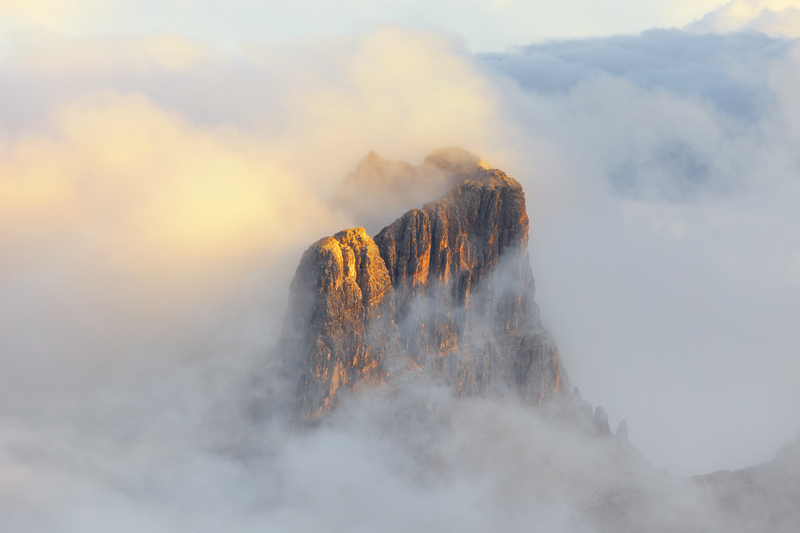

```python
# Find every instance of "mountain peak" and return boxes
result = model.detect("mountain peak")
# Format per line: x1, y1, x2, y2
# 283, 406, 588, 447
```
285, 150, 567, 420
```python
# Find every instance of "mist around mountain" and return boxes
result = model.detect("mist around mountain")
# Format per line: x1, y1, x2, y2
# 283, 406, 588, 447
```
268, 148, 800, 532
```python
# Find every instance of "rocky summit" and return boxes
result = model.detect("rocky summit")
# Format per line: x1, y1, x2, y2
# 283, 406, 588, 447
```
282, 149, 568, 420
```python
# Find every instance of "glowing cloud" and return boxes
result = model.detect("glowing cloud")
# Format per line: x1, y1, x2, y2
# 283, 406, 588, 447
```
0, 93, 329, 285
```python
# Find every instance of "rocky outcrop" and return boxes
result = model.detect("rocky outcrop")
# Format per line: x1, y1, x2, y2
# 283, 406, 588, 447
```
284, 150, 568, 420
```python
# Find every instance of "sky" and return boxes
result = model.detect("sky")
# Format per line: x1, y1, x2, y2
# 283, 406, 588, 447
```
1, 1, 800, 525
0, 0, 727, 51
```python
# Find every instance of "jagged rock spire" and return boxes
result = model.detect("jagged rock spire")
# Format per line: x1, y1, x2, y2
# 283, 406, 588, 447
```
283, 149, 568, 420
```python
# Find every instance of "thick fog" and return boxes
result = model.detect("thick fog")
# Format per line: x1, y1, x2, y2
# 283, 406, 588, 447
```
480, 25, 800, 474
1, 2, 800, 530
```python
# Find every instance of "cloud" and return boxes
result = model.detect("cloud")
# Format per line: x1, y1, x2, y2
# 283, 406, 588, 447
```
480, 27, 800, 474
0, 0, 93, 28
0, 92, 340, 416
481, 29, 792, 118
11, 32, 219, 72
686, 0, 800, 37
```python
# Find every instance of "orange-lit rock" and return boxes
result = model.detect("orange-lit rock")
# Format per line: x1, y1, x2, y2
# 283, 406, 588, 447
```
284, 149, 568, 420
282, 227, 394, 420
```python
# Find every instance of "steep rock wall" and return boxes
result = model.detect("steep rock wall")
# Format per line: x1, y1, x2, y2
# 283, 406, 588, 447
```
282, 228, 394, 420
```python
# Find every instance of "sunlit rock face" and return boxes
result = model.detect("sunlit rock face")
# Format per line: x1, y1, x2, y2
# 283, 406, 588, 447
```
282, 227, 395, 420
285, 149, 568, 420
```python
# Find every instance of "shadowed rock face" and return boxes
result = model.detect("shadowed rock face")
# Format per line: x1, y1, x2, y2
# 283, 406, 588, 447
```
284, 151, 568, 420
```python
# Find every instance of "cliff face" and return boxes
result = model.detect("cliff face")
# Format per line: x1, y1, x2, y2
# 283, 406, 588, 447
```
284, 150, 567, 420
282, 228, 395, 420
